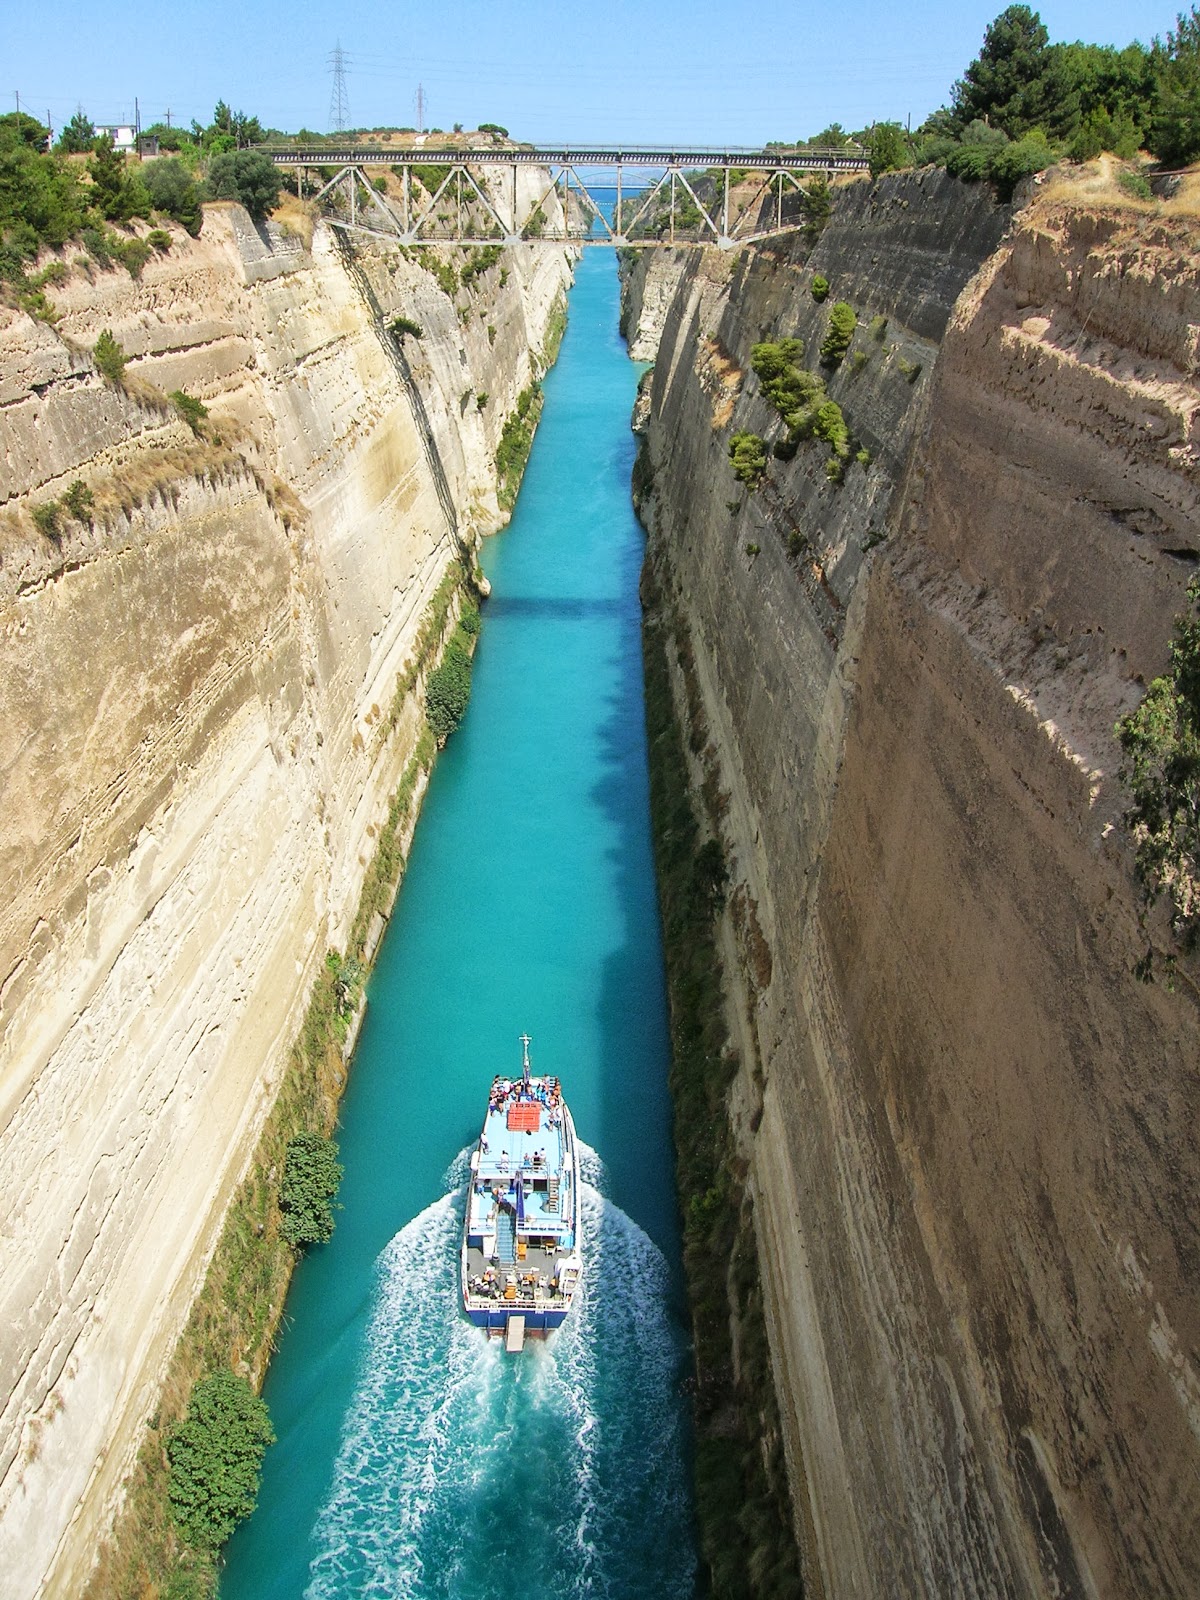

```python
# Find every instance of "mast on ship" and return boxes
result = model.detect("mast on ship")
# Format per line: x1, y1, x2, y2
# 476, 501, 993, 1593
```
520, 1031, 532, 1090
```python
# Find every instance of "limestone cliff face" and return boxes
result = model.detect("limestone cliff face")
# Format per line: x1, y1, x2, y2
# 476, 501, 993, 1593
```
637, 172, 1199, 1598
0, 197, 570, 1599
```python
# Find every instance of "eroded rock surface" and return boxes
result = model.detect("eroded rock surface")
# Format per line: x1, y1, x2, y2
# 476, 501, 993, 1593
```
637, 173, 1199, 1598
0, 197, 570, 1599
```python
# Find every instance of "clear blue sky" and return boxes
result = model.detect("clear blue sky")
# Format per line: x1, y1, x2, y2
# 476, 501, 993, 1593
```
9, 0, 1179, 145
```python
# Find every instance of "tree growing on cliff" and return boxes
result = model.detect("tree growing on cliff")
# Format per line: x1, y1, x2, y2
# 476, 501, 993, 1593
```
728, 432, 767, 488
1116, 577, 1200, 953
819, 302, 857, 367
206, 149, 280, 221
279, 1131, 344, 1247
167, 1370, 274, 1550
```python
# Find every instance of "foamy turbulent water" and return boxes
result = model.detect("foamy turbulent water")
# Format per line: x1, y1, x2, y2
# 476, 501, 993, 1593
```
305, 1149, 694, 1600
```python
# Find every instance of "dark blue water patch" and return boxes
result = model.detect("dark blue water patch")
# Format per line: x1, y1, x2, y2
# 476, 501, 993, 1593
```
220, 251, 695, 1600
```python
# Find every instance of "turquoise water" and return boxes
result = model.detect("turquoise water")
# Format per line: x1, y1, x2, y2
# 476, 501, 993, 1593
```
221, 252, 697, 1600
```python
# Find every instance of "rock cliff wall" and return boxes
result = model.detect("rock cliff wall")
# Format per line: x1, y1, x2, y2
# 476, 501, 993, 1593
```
635, 171, 1199, 1597
0, 192, 571, 1598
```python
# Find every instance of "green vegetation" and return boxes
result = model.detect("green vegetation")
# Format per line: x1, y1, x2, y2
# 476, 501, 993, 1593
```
819, 301, 857, 368
166, 1371, 274, 1551
476, 391, 488, 410
1151, 9, 1200, 165
92, 329, 127, 383
31, 501, 63, 539
57, 109, 95, 154
800, 174, 831, 242
32, 478, 96, 541
413, 247, 459, 298
62, 479, 95, 522
206, 149, 281, 221
142, 159, 204, 236
425, 631, 474, 741
278, 1131, 344, 1247
460, 243, 503, 286
1116, 577, 1200, 952
728, 431, 768, 487
779, 6, 1200, 203
478, 122, 509, 138
541, 290, 568, 369
496, 384, 543, 509
810, 274, 829, 302
1119, 168, 1154, 199
750, 338, 816, 415
389, 314, 424, 340
169, 390, 209, 434
410, 162, 454, 197
0, 96, 285, 321
868, 120, 909, 177
750, 338, 857, 483
640, 568, 804, 1599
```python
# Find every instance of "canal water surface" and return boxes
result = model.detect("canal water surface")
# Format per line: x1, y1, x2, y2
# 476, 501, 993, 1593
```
221, 250, 697, 1599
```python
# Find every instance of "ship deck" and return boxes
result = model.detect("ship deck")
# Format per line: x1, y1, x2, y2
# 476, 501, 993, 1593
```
462, 1074, 578, 1317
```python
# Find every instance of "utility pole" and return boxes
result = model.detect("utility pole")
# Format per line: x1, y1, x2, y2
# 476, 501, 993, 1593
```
415, 83, 426, 133
135, 95, 141, 157
329, 41, 350, 133
166, 108, 171, 129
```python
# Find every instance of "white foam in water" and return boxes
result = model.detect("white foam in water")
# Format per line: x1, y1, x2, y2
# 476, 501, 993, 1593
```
306, 1157, 695, 1600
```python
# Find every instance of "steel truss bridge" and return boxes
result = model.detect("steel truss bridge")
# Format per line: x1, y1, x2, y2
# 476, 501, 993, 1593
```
264, 145, 870, 249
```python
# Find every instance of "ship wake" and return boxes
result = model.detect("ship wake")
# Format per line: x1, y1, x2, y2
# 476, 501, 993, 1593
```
304, 1150, 694, 1599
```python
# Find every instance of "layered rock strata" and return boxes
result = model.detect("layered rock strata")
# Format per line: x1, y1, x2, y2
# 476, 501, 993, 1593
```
635, 171, 1199, 1597
0, 194, 570, 1598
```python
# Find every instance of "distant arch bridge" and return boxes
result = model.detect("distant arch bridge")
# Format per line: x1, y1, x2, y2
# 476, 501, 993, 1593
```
264, 144, 869, 249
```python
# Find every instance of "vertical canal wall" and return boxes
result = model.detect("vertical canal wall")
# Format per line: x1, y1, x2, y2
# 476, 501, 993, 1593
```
0, 189, 571, 1598
631, 170, 1200, 1597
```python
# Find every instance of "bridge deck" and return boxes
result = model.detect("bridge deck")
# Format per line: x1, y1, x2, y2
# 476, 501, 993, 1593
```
265, 145, 869, 171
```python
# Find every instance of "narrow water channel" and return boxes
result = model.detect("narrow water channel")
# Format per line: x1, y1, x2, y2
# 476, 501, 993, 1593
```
221, 251, 697, 1599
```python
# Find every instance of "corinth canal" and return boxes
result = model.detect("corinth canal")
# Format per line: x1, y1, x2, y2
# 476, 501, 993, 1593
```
221, 250, 698, 1599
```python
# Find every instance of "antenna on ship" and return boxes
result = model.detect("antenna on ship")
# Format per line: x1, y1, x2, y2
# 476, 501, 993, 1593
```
520, 1032, 532, 1087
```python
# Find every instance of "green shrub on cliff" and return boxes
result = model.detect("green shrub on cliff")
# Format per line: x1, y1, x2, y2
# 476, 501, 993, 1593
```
810, 274, 829, 302
426, 634, 473, 741
1116, 576, 1200, 952
750, 338, 813, 417
279, 1131, 344, 1247
167, 1371, 274, 1550
496, 384, 542, 508
92, 328, 126, 383
819, 301, 857, 367
170, 390, 209, 435
729, 431, 768, 487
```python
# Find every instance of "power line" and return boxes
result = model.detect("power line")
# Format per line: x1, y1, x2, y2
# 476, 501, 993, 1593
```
328, 41, 350, 133
415, 82, 426, 133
